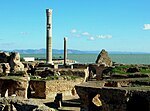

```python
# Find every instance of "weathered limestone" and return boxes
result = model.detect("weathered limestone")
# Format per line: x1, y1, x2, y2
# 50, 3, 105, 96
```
96, 49, 112, 66
75, 80, 150, 111
0, 52, 10, 63
9, 52, 24, 72
89, 64, 107, 80
29, 78, 84, 99
0, 97, 54, 111
0, 76, 29, 98
31, 67, 89, 81
29, 80, 46, 99
0, 64, 3, 73
3, 63, 10, 73
46, 9, 53, 64
0, 63, 10, 73
0, 52, 24, 73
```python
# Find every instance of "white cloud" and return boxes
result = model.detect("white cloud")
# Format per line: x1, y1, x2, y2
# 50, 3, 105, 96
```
143, 24, 150, 30
88, 36, 95, 40
70, 29, 113, 40
20, 32, 29, 35
71, 29, 77, 33
96, 35, 112, 39
82, 32, 90, 36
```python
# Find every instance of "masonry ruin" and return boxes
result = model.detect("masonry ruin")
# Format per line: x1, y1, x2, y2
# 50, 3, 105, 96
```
75, 79, 150, 111
1, 48, 150, 111
1, 8, 150, 111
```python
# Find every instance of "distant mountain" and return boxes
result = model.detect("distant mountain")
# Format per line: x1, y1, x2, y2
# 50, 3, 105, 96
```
14, 48, 46, 54
13, 49, 100, 54
3, 48, 150, 54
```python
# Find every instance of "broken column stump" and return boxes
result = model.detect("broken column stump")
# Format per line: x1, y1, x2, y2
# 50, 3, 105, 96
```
54, 93, 62, 108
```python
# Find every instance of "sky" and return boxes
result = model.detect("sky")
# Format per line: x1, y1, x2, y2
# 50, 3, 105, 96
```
0, 0, 150, 52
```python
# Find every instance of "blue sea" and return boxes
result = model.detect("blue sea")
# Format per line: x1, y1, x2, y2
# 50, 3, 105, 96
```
21, 54, 150, 64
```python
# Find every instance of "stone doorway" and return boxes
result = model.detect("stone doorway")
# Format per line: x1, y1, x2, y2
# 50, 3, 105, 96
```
127, 94, 149, 111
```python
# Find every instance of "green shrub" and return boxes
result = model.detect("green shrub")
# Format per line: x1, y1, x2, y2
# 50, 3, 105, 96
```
112, 65, 150, 75
139, 69, 150, 74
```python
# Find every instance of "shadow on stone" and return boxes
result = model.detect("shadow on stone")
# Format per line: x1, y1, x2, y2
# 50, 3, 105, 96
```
127, 94, 149, 111
44, 98, 81, 110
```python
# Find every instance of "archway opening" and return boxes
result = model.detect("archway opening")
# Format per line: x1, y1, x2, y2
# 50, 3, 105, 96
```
127, 94, 149, 111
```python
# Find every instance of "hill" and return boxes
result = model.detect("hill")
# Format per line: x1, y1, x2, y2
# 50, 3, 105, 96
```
2, 49, 150, 54
11, 49, 99, 54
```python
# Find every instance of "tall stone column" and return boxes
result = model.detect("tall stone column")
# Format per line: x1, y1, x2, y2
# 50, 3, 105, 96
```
46, 9, 53, 64
64, 37, 67, 65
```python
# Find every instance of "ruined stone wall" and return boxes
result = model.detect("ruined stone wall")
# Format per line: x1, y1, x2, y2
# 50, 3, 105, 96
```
73, 64, 88, 69
29, 78, 84, 99
59, 68, 89, 82
0, 97, 54, 111
89, 64, 107, 80
76, 81, 150, 111
32, 67, 89, 78
0, 52, 24, 73
46, 78, 84, 98
29, 80, 46, 99
0, 77, 29, 98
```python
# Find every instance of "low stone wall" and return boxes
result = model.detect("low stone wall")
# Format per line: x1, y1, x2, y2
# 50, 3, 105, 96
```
29, 78, 84, 99
73, 64, 88, 69
59, 68, 89, 81
46, 78, 84, 98
32, 68, 89, 81
28, 67, 89, 99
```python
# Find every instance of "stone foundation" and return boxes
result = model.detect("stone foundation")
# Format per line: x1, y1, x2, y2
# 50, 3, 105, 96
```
75, 80, 150, 111
29, 78, 84, 99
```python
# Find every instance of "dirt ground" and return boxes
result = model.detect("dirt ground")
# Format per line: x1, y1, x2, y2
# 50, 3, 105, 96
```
29, 95, 80, 111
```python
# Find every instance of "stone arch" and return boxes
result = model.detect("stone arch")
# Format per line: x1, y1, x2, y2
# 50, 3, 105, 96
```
88, 93, 102, 111
127, 94, 149, 111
